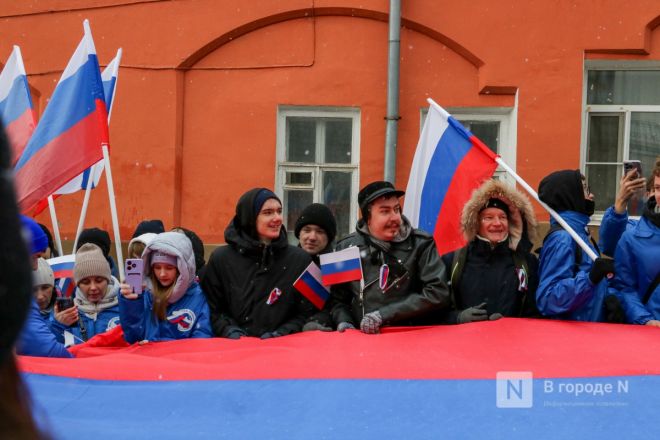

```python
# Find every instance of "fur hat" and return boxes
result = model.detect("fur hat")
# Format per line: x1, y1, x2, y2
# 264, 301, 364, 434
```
74, 243, 111, 284
294, 203, 337, 244
461, 180, 537, 251
33, 258, 54, 287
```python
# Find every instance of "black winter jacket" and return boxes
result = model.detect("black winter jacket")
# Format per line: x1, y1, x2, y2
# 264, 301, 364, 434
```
330, 221, 451, 326
202, 224, 313, 337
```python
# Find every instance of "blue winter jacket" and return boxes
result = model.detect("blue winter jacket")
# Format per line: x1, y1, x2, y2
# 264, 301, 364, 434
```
119, 282, 212, 343
537, 211, 608, 322
16, 300, 72, 358
599, 206, 637, 257
50, 279, 121, 346
613, 216, 660, 324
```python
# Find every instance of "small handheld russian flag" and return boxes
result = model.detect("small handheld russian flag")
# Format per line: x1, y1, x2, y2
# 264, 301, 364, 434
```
47, 254, 76, 297
293, 262, 331, 310
319, 247, 363, 286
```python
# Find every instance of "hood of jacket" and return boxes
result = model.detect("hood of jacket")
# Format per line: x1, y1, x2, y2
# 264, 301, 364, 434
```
461, 179, 537, 251
142, 231, 196, 304
538, 169, 591, 215
128, 233, 157, 254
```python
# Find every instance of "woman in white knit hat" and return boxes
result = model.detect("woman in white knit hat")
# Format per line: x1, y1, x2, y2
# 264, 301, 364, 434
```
51, 243, 121, 345
32, 257, 56, 317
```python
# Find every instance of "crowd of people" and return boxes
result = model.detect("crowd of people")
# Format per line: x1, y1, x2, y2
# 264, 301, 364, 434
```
10, 154, 659, 360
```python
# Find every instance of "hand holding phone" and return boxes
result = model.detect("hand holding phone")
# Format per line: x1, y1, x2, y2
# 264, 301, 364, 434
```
54, 297, 78, 326
623, 160, 643, 178
55, 297, 74, 311
125, 259, 144, 295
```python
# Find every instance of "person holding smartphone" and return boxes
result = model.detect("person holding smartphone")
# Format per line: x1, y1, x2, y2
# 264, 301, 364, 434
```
599, 164, 647, 256
119, 232, 212, 343
51, 243, 121, 345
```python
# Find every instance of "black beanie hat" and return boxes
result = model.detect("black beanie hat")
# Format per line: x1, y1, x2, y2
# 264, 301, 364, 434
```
294, 203, 337, 244
480, 198, 510, 215
132, 219, 165, 238
76, 227, 111, 256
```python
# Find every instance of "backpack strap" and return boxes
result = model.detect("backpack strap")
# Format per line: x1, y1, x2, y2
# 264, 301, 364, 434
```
542, 224, 584, 275
449, 246, 469, 297
642, 271, 660, 305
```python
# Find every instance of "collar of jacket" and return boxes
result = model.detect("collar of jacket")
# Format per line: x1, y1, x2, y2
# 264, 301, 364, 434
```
549, 211, 591, 235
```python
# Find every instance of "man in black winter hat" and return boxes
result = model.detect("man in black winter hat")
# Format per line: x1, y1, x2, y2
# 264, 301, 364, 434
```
294, 203, 338, 332
330, 181, 451, 334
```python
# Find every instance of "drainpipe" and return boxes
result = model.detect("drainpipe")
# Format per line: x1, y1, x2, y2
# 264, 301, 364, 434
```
383, 0, 401, 184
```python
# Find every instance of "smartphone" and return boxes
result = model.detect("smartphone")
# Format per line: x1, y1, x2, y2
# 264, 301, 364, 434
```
56, 297, 74, 311
623, 160, 643, 178
125, 258, 144, 294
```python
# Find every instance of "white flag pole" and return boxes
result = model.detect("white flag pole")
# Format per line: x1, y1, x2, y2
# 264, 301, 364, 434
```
425, 97, 598, 261
495, 157, 598, 261
102, 144, 124, 279
72, 173, 94, 251
47, 196, 64, 255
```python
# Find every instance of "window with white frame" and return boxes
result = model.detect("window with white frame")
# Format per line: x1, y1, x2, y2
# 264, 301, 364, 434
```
421, 107, 517, 183
276, 106, 360, 242
584, 61, 660, 216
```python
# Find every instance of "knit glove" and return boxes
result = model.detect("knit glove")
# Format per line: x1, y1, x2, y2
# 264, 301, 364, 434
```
489, 313, 504, 321
225, 326, 247, 340
302, 321, 333, 332
260, 331, 282, 340
457, 302, 488, 324
589, 258, 615, 285
360, 311, 383, 334
603, 295, 626, 324
337, 322, 356, 332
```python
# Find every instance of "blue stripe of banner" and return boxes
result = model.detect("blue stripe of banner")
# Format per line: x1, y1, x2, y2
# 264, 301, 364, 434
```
24, 374, 660, 439
0, 75, 32, 124
102, 76, 116, 109
321, 258, 361, 275
300, 271, 329, 301
418, 116, 473, 233
15, 54, 103, 171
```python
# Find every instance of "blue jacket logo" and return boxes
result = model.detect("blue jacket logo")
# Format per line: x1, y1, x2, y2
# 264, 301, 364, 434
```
167, 309, 196, 332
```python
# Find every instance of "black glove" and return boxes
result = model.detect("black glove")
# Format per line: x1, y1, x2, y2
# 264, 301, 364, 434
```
603, 295, 626, 324
589, 257, 615, 285
224, 326, 247, 340
336, 322, 355, 332
260, 331, 282, 339
302, 321, 333, 332
457, 302, 488, 324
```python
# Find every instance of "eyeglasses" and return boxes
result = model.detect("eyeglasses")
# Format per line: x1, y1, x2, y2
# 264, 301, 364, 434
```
581, 180, 591, 196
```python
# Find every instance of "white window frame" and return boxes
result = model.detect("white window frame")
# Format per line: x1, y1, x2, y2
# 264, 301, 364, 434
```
581, 60, 660, 223
276, 106, 361, 237
421, 106, 518, 186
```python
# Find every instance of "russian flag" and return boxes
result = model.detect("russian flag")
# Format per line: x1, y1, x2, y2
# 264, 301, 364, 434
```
18, 320, 660, 438
48, 254, 76, 298
293, 262, 331, 310
14, 20, 109, 214
0, 45, 36, 166
52, 48, 122, 199
403, 99, 498, 256
319, 246, 363, 285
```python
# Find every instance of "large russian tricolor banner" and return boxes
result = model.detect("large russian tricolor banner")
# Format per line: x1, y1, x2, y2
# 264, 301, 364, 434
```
0, 45, 36, 166
19, 320, 660, 438
319, 246, 363, 285
52, 49, 121, 199
14, 20, 109, 214
403, 99, 498, 256
293, 261, 330, 310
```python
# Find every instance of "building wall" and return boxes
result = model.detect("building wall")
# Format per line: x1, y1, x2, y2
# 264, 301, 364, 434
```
1, 0, 659, 246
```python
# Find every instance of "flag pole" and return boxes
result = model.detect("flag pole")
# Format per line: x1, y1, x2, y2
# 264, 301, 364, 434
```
47, 196, 64, 255
72, 171, 94, 252
495, 157, 598, 261
102, 144, 124, 279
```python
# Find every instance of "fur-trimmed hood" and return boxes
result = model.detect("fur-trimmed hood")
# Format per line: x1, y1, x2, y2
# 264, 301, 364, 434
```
461, 180, 537, 251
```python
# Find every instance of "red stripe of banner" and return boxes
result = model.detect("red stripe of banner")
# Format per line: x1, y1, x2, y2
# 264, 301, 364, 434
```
322, 268, 362, 286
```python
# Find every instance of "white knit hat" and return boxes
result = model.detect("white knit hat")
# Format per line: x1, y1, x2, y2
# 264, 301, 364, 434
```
33, 258, 54, 287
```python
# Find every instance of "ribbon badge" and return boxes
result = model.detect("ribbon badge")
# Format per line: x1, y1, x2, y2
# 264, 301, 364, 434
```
379, 264, 389, 291
516, 267, 528, 292
266, 287, 282, 305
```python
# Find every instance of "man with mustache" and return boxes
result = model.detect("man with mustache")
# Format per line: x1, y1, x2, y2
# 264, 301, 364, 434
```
330, 181, 451, 334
